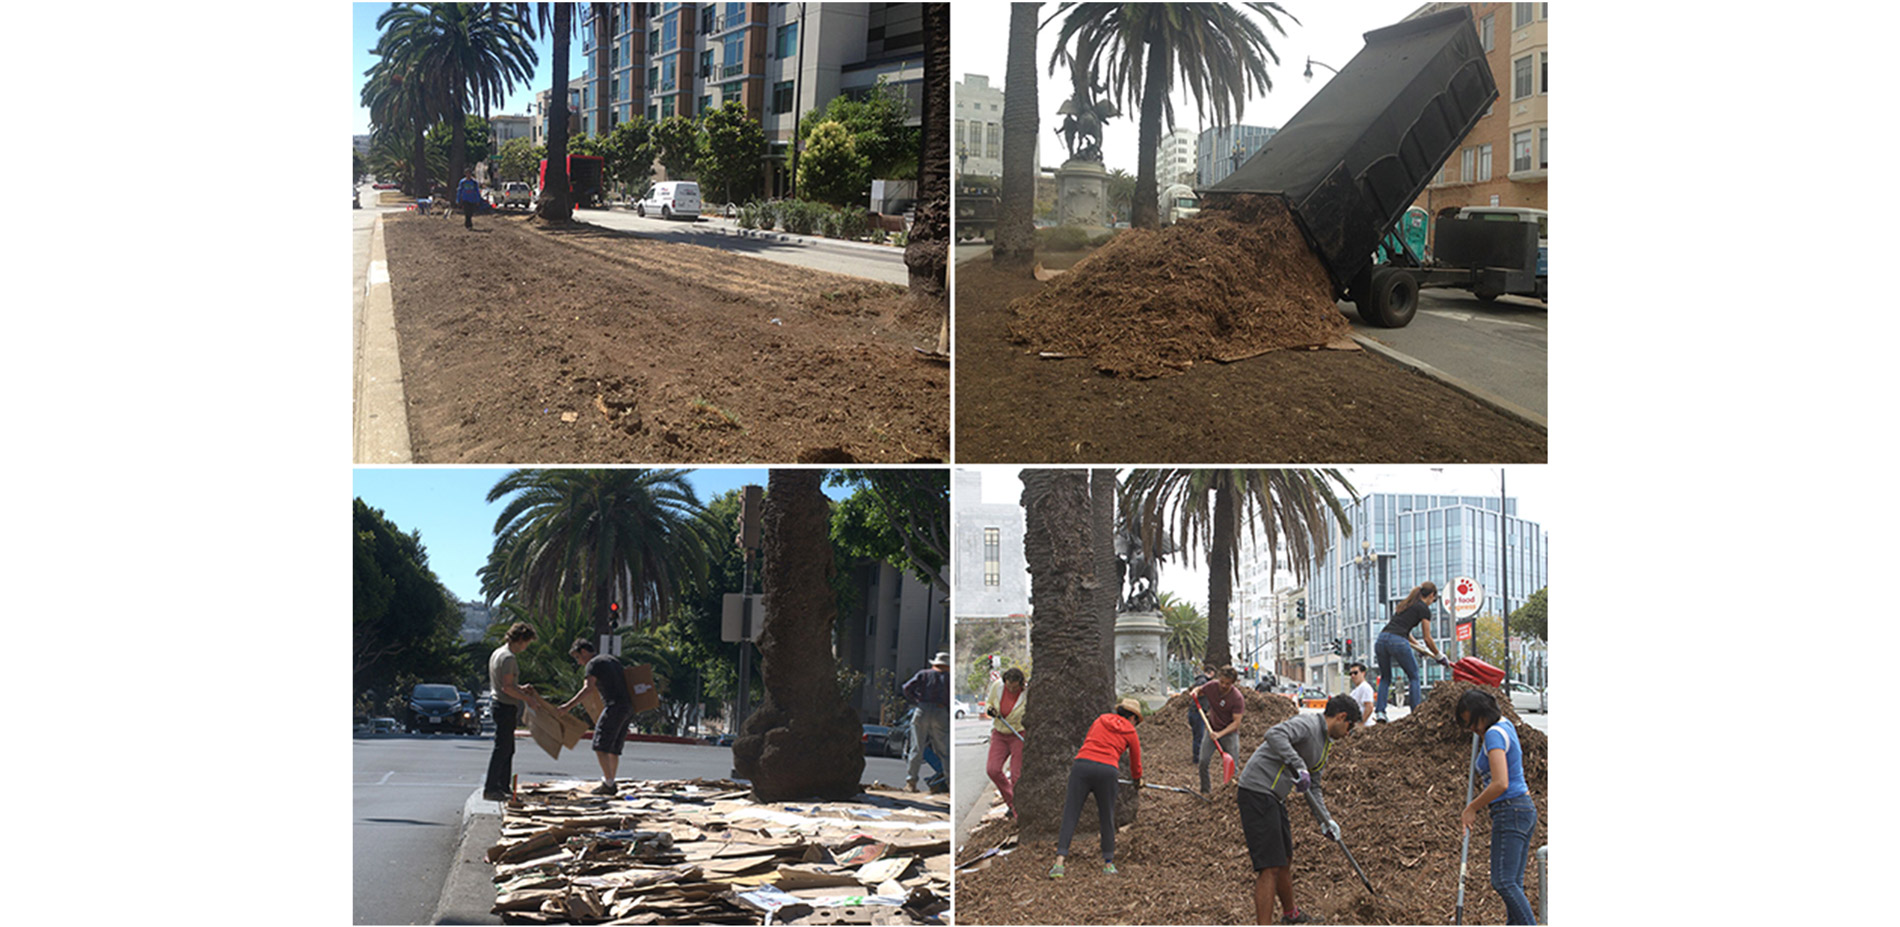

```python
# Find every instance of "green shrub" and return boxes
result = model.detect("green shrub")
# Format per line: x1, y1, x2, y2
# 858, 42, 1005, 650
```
1036, 225, 1095, 251
826, 207, 868, 241
781, 200, 825, 235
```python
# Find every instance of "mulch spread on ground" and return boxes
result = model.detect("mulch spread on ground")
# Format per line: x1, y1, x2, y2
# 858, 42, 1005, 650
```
1006, 196, 1350, 379
488, 777, 949, 924
954, 257, 1547, 463
382, 212, 947, 463
954, 682, 1546, 925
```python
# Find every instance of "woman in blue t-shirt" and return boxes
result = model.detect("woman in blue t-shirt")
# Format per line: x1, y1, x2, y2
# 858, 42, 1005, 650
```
1456, 689, 1538, 925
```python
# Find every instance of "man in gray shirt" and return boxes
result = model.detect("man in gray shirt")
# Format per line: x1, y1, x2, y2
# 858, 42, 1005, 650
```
484, 622, 542, 801
1235, 694, 1362, 924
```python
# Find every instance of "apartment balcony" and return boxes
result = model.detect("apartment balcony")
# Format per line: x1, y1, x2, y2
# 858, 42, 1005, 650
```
720, 62, 745, 80
711, 13, 748, 35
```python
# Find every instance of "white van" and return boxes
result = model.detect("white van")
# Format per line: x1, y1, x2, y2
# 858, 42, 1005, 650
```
638, 181, 701, 220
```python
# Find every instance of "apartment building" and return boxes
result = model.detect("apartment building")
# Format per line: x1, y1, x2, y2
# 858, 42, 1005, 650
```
1156, 126, 1196, 187
1197, 124, 1277, 188
581, 3, 925, 195
954, 73, 1003, 179
1408, 3, 1548, 223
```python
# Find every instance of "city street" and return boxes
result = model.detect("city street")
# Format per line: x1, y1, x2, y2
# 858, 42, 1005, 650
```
1345, 290, 1547, 419
577, 207, 910, 285
352, 729, 916, 925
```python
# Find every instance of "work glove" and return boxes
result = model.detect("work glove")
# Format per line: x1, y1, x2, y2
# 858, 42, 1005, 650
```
1436, 656, 1451, 668
1293, 769, 1311, 793
1321, 818, 1342, 842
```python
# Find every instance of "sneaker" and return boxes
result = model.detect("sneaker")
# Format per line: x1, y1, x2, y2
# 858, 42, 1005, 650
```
1048, 861, 1066, 879
905, 779, 919, 793
1281, 909, 1317, 924
589, 781, 618, 796
1102, 862, 1118, 875
1374, 712, 1388, 723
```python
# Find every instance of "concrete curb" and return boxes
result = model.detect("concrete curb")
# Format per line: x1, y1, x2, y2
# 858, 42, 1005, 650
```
1351, 333, 1548, 432
431, 790, 505, 925
354, 216, 414, 463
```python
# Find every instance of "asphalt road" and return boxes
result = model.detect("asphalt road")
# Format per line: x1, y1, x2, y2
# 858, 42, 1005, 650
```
575, 207, 910, 284
353, 729, 915, 925
1345, 288, 1548, 419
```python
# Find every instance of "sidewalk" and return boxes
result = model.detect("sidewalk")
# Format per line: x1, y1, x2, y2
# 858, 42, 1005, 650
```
432, 790, 506, 924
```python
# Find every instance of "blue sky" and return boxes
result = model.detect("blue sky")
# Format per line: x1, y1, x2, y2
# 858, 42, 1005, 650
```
352, 468, 853, 604
352, 2, 558, 136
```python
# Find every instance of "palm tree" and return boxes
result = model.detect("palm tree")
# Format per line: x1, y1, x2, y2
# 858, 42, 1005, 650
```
1049, 3, 1292, 228
361, 54, 435, 198
1016, 469, 1130, 840
1156, 590, 1208, 676
481, 469, 715, 643
907, 4, 951, 353
376, 3, 538, 192
992, 2, 1040, 270
731, 469, 866, 801
1124, 469, 1354, 668
505, 2, 574, 220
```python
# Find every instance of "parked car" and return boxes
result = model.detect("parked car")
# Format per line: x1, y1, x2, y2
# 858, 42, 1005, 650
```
1506, 680, 1545, 714
952, 697, 974, 720
372, 717, 399, 734
491, 181, 533, 210
407, 683, 479, 734
353, 187, 361, 209
637, 180, 701, 220
862, 724, 900, 757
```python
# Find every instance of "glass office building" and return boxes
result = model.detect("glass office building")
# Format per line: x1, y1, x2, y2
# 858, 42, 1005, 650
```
1301, 492, 1547, 690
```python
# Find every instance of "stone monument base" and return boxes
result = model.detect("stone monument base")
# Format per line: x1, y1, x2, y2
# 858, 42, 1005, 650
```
1054, 158, 1109, 229
1113, 610, 1170, 714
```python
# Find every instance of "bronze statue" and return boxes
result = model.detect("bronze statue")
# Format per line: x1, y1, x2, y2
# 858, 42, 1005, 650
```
1056, 76, 1118, 163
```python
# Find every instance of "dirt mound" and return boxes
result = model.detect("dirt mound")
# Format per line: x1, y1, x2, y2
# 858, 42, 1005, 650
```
955, 680, 1546, 925
1004, 195, 1349, 379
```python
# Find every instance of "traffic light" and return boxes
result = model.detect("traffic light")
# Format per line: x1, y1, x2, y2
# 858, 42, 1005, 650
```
1345, 638, 1353, 657
1331, 637, 1342, 655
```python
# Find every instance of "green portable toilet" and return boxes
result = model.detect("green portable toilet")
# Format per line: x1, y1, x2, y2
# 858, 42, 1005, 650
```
1373, 207, 1432, 265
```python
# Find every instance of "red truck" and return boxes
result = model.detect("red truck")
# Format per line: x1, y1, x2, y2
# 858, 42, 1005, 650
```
534, 154, 606, 209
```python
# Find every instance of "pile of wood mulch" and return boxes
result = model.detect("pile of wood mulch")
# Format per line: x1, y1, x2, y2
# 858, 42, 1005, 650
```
1005, 196, 1351, 379
486, 777, 949, 924
954, 682, 1546, 925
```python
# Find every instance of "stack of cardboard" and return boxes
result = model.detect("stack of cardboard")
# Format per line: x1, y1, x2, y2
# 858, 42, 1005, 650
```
486, 778, 951, 925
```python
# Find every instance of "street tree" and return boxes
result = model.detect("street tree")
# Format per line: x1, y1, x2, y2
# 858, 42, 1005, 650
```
699, 101, 768, 206
993, 2, 1041, 270
1106, 167, 1137, 222
1049, 2, 1291, 228
732, 470, 866, 801
354, 499, 461, 697
566, 131, 606, 158
1156, 590, 1208, 674
796, 78, 919, 181
652, 114, 702, 180
826, 469, 948, 594
1124, 469, 1354, 668
506, 3, 574, 221
374, 3, 537, 190
479, 596, 593, 698
1016, 469, 1127, 841
1510, 586, 1548, 641
496, 136, 546, 184
365, 128, 444, 195
798, 121, 871, 208
360, 54, 435, 197
427, 115, 493, 179
601, 117, 656, 197
906, 3, 951, 354
481, 468, 716, 643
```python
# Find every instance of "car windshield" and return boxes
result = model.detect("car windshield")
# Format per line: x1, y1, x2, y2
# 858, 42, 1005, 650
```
414, 685, 457, 700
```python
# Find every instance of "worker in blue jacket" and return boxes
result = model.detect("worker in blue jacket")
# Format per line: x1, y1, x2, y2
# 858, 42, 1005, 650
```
457, 168, 483, 229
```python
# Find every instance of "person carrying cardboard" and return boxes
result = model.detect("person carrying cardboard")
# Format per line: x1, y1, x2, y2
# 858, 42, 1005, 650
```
560, 638, 633, 796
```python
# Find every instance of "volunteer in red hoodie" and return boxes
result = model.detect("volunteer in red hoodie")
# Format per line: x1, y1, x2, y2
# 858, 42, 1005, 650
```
1049, 698, 1144, 878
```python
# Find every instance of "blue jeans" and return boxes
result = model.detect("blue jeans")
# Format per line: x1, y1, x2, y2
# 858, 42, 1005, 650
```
1188, 707, 1206, 763
1374, 631, 1422, 715
1488, 794, 1538, 925
906, 708, 949, 784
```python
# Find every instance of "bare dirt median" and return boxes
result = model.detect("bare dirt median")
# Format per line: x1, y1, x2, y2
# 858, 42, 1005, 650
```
382, 212, 948, 463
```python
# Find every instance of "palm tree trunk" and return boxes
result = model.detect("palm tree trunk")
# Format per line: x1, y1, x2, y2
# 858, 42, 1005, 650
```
1130, 43, 1168, 229
1205, 482, 1235, 668
410, 115, 429, 199
1018, 469, 1128, 841
1090, 469, 1118, 673
904, 3, 950, 306
992, 3, 1039, 270
732, 469, 865, 801
539, 3, 573, 221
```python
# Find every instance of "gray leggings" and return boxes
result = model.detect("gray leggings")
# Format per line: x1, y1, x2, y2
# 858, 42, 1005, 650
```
1056, 759, 1120, 862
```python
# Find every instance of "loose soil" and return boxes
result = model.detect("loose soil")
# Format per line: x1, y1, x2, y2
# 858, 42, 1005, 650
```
381, 212, 947, 463
955, 252, 1547, 464
954, 682, 1547, 925
1008, 196, 1349, 379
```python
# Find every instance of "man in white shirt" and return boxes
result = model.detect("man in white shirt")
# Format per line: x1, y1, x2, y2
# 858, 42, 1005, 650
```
1347, 663, 1376, 726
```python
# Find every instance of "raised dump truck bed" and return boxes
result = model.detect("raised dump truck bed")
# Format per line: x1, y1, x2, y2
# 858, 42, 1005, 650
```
1204, 7, 1497, 325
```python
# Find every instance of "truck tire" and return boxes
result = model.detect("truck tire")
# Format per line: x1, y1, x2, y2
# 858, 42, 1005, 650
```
636, 203, 646, 217
1360, 267, 1419, 328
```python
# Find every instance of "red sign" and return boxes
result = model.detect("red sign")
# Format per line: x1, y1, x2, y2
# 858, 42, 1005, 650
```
1455, 621, 1473, 642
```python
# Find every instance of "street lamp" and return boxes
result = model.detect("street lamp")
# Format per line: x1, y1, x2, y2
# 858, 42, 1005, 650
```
1303, 57, 1339, 82
958, 144, 968, 180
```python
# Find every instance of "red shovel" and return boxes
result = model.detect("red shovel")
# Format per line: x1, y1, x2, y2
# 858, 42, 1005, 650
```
1193, 696, 1236, 785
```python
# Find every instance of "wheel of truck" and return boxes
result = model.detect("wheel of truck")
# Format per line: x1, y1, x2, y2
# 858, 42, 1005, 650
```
1361, 267, 1419, 328
636, 203, 646, 217
1473, 290, 1499, 303
662, 205, 672, 220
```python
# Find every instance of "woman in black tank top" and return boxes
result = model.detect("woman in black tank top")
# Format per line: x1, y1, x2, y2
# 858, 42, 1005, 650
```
1374, 582, 1448, 721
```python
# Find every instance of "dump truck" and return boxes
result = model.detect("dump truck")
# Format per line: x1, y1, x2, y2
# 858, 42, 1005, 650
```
1204, 7, 1512, 328
534, 154, 606, 210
